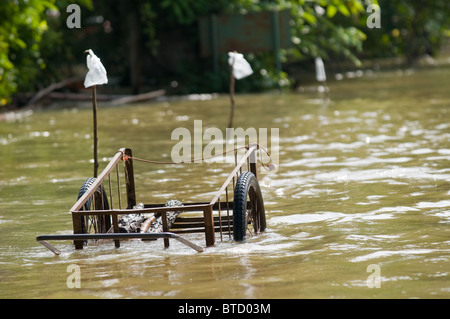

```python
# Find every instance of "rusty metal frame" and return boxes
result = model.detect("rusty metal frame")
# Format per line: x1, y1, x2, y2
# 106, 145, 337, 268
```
38, 144, 261, 253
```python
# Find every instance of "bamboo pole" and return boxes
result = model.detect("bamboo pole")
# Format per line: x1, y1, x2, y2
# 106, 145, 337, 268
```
227, 62, 236, 129
92, 85, 99, 178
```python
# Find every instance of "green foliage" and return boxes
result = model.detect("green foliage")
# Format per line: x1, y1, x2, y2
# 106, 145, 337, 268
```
145, 0, 372, 93
0, 0, 56, 105
287, 0, 368, 66
363, 0, 450, 63
1, 0, 449, 106
174, 51, 292, 95
39, 0, 93, 81
0, 0, 94, 106
160, 0, 210, 25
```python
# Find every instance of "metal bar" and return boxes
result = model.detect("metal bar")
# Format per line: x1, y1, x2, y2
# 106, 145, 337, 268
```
36, 233, 204, 253
37, 233, 179, 240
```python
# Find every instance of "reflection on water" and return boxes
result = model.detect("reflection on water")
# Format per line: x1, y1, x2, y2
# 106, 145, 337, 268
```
0, 67, 449, 298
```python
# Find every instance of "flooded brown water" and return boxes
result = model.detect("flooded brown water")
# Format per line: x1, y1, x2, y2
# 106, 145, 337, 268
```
0, 66, 449, 298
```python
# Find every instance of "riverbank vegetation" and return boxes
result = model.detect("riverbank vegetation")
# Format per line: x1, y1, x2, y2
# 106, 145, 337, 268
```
1, 0, 449, 109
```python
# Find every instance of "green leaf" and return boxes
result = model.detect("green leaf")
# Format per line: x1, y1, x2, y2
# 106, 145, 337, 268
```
303, 11, 317, 25
327, 5, 337, 18
337, 4, 350, 16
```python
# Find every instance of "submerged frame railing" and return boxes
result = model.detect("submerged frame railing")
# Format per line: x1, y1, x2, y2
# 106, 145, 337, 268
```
38, 144, 261, 253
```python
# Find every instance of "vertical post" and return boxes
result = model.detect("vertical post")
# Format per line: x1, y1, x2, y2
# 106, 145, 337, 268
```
112, 213, 120, 248
249, 144, 258, 179
72, 213, 84, 250
203, 206, 215, 247
227, 58, 236, 129
161, 212, 170, 248
92, 85, 99, 177
124, 148, 136, 209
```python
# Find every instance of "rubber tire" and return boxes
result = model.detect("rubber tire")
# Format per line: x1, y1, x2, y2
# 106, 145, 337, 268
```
233, 172, 266, 241
77, 177, 111, 234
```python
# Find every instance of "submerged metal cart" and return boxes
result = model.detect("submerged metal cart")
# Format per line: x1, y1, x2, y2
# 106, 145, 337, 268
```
37, 144, 268, 254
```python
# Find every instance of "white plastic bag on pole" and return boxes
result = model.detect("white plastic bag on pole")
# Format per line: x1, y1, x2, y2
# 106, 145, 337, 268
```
228, 52, 253, 80
315, 57, 326, 82
84, 49, 108, 88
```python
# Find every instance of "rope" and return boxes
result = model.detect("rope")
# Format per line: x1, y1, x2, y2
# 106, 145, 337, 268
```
257, 144, 275, 171
121, 143, 274, 170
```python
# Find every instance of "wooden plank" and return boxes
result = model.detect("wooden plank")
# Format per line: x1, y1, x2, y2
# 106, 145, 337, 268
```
203, 206, 215, 247
112, 213, 120, 248
144, 201, 235, 211
174, 215, 232, 223
38, 241, 62, 255
124, 148, 136, 209
170, 227, 234, 234
71, 203, 212, 215
70, 149, 125, 213
210, 145, 257, 206
161, 212, 169, 248
72, 212, 84, 249
170, 219, 233, 229
249, 145, 258, 178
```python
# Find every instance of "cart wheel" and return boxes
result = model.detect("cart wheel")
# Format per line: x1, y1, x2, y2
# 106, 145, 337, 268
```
233, 172, 266, 241
77, 177, 111, 234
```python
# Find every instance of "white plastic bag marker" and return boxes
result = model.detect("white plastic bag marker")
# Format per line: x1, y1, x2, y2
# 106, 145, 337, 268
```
228, 52, 253, 80
84, 49, 108, 88
315, 57, 326, 82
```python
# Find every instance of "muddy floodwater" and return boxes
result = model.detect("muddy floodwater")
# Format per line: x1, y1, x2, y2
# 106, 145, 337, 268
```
1, 66, 449, 298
